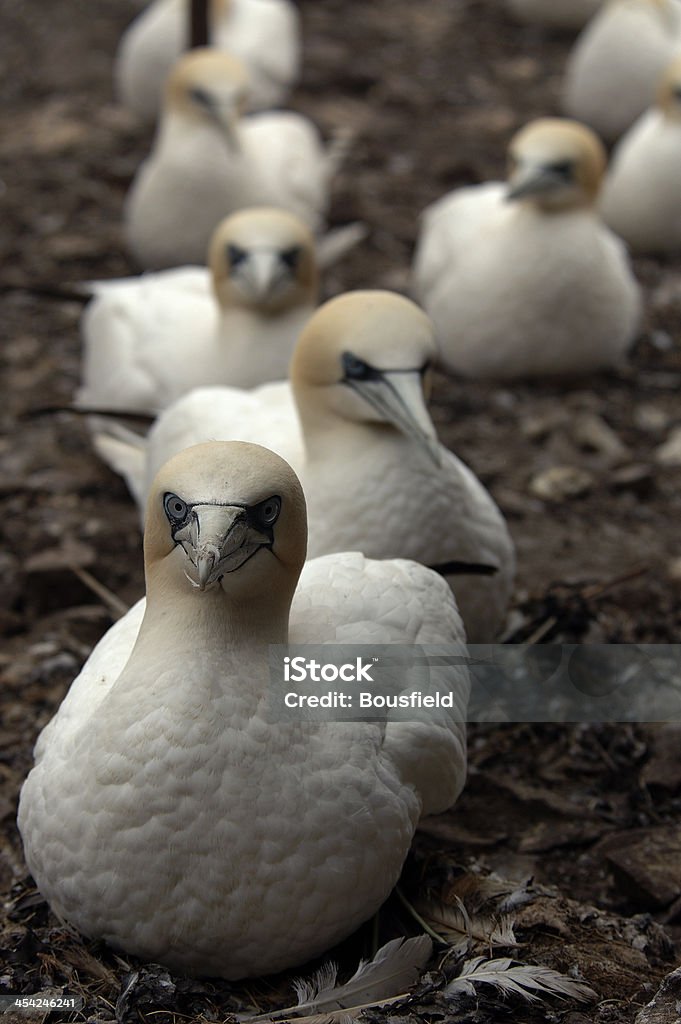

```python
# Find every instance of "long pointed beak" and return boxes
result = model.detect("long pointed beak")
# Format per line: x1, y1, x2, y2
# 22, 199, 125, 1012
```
174, 504, 268, 590
349, 369, 441, 467
207, 99, 241, 153
239, 249, 284, 302
506, 164, 565, 202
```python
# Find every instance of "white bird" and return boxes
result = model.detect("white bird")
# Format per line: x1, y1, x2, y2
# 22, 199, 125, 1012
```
115, 0, 301, 121
599, 56, 681, 252
411, 118, 642, 379
18, 440, 469, 980
77, 207, 318, 414
125, 48, 349, 269
562, 0, 681, 142
505, 0, 602, 31
95, 291, 515, 642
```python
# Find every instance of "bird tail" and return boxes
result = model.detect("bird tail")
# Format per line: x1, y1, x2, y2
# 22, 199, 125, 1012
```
316, 221, 368, 269
325, 125, 356, 181
91, 419, 147, 514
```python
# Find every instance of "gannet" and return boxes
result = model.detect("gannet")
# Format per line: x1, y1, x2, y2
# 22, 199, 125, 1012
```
125, 48, 347, 269
77, 207, 318, 414
562, 0, 681, 142
599, 56, 681, 251
115, 0, 301, 121
95, 292, 515, 642
18, 440, 469, 980
505, 0, 602, 31
411, 118, 641, 379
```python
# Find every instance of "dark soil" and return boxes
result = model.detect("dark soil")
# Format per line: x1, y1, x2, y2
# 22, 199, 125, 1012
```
1, 1, 680, 1021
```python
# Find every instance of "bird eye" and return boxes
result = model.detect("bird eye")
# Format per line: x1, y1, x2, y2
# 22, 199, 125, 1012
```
189, 86, 213, 109
342, 351, 374, 381
280, 246, 301, 270
549, 160, 573, 180
253, 495, 281, 528
163, 492, 189, 524
227, 244, 248, 268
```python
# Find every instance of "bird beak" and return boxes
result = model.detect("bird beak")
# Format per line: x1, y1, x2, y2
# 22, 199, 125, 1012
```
506, 163, 565, 202
239, 249, 285, 302
174, 504, 269, 590
207, 98, 242, 153
348, 369, 442, 467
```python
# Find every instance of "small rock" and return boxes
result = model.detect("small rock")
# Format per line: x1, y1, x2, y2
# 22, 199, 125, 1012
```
641, 725, 681, 792
572, 412, 629, 464
522, 408, 568, 441
668, 557, 681, 583
529, 465, 594, 502
634, 404, 670, 434
634, 966, 681, 1024
650, 330, 674, 351
608, 463, 654, 495
599, 827, 681, 909
654, 426, 681, 467
492, 389, 517, 411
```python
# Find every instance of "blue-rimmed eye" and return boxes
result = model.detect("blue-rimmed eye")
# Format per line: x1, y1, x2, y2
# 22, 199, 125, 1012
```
164, 492, 189, 524
342, 351, 374, 381
227, 244, 248, 268
253, 495, 281, 528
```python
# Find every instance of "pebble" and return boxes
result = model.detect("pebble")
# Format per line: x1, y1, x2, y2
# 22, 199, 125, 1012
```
571, 411, 629, 464
633, 403, 670, 434
529, 465, 594, 502
653, 426, 681, 467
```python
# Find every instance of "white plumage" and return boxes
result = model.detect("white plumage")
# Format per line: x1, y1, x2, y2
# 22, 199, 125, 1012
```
125, 48, 347, 269
562, 0, 681, 142
505, 0, 602, 31
115, 0, 301, 119
95, 291, 515, 642
412, 118, 641, 379
18, 440, 469, 980
77, 207, 318, 414
599, 56, 681, 252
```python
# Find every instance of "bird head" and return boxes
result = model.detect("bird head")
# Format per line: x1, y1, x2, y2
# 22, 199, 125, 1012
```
506, 117, 607, 210
144, 441, 307, 608
164, 47, 249, 151
209, 207, 319, 313
290, 290, 441, 466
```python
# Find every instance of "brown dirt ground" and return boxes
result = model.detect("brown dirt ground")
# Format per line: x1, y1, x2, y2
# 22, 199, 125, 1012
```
1, 0, 681, 1021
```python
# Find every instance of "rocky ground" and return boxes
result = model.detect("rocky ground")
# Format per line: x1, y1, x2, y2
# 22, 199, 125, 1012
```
1, 0, 680, 1021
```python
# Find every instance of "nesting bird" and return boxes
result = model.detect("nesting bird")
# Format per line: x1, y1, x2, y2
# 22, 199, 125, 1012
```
599, 55, 681, 252
19, 440, 469, 980
125, 48, 348, 269
562, 0, 681, 142
115, 0, 301, 120
95, 291, 515, 642
505, 0, 602, 31
411, 118, 642, 379
77, 207, 318, 414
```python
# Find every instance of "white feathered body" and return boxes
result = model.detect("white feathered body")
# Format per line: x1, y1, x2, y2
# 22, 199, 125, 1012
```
562, 0, 681, 141
505, 0, 602, 30
125, 113, 332, 269
599, 109, 681, 252
100, 382, 514, 642
115, 0, 301, 119
412, 182, 641, 378
77, 270, 313, 413
19, 553, 468, 979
